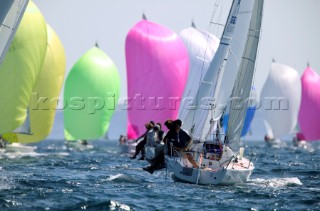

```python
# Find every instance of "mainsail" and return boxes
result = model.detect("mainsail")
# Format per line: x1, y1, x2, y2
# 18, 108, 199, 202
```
125, 18, 189, 139
260, 63, 301, 139
0, 0, 29, 65
64, 47, 120, 140
178, 23, 219, 124
226, 0, 264, 151
183, 0, 255, 141
298, 66, 320, 141
0, 1, 47, 134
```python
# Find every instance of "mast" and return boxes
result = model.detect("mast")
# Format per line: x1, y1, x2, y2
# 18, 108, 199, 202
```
226, 0, 264, 151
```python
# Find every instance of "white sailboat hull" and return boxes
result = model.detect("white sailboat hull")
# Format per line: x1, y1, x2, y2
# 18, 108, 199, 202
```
66, 140, 93, 150
5, 143, 36, 153
265, 138, 282, 148
119, 140, 137, 154
166, 146, 254, 185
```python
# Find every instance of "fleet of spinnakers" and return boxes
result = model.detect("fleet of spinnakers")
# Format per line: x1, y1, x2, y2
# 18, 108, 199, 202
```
0, 0, 319, 155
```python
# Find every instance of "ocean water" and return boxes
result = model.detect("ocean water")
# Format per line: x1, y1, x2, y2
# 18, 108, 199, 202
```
0, 140, 319, 210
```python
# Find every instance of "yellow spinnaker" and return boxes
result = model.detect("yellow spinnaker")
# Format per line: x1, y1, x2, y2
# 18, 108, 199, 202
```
16, 24, 66, 143
0, 1, 47, 134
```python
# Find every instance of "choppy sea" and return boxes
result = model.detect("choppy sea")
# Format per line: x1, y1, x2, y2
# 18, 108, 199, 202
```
0, 139, 319, 210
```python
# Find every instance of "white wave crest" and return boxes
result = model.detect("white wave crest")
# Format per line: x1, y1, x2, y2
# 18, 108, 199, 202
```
250, 177, 303, 188
106, 174, 125, 181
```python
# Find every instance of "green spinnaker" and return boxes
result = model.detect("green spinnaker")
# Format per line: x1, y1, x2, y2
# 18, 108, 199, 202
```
64, 47, 120, 140
0, 1, 47, 134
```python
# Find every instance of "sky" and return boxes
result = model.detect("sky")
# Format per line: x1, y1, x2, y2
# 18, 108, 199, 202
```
33, 0, 320, 140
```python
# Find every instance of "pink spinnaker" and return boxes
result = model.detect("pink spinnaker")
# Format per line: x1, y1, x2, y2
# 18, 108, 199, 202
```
125, 20, 189, 139
298, 67, 320, 141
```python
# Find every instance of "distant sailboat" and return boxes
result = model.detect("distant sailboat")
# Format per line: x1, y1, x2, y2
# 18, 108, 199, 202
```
125, 16, 189, 139
0, 1, 47, 152
260, 62, 301, 145
178, 22, 219, 124
63, 46, 120, 149
11, 24, 66, 144
0, 0, 29, 65
297, 66, 320, 141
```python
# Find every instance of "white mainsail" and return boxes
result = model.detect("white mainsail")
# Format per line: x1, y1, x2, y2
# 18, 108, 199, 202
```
178, 23, 219, 124
183, 0, 255, 141
0, 0, 29, 65
260, 63, 301, 139
226, 0, 264, 151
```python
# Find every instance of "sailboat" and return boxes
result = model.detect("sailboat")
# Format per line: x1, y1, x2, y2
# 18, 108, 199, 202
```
166, 0, 263, 185
63, 46, 120, 150
125, 15, 189, 140
178, 22, 219, 124
4, 23, 66, 154
260, 62, 301, 147
297, 66, 320, 143
0, 1, 47, 153
0, 0, 29, 65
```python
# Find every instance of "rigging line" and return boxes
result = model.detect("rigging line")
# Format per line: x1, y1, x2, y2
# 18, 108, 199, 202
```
251, 1, 264, 94
190, 0, 222, 128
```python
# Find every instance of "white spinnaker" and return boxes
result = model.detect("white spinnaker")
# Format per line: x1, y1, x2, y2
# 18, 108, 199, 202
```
178, 25, 219, 124
260, 63, 301, 139
192, 0, 256, 141
0, 0, 29, 65
227, 0, 264, 151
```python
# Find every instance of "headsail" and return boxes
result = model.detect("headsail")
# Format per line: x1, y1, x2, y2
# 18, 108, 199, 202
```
298, 66, 320, 141
0, 1, 47, 134
64, 47, 120, 140
125, 19, 189, 139
0, 0, 29, 65
226, 0, 264, 151
260, 63, 301, 139
178, 24, 219, 124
